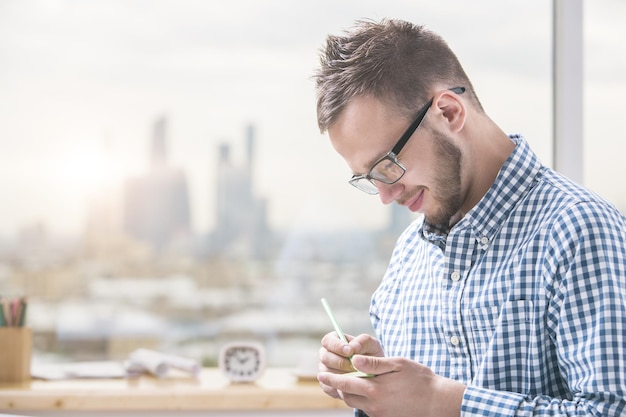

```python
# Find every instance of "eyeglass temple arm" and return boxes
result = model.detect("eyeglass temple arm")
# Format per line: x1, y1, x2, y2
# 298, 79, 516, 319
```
449, 86, 465, 94
390, 87, 465, 156
390, 99, 432, 156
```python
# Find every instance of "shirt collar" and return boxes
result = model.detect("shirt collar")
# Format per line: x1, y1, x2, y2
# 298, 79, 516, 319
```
422, 135, 543, 244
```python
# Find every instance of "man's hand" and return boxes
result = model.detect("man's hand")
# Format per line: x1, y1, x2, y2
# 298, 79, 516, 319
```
317, 332, 384, 398
318, 353, 467, 417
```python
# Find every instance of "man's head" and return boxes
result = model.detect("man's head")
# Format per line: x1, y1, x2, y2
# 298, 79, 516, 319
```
314, 18, 482, 134
314, 19, 504, 228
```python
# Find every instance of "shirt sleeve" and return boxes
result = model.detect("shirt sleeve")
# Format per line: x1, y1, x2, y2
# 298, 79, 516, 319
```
462, 201, 626, 416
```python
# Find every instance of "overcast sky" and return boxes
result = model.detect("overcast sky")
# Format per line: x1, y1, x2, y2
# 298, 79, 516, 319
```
0, 0, 624, 238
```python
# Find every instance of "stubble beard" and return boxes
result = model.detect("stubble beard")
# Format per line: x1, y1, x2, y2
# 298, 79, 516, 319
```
422, 129, 463, 228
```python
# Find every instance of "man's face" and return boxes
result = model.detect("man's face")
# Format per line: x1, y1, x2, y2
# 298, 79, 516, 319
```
328, 94, 465, 227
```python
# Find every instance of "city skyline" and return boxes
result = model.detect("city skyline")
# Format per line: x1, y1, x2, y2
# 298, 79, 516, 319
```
81, 115, 277, 258
1, 0, 624, 238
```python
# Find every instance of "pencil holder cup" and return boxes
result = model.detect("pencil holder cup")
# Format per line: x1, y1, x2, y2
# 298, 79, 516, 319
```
0, 327, 32, 383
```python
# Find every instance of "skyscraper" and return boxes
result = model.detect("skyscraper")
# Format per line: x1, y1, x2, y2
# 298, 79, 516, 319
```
123, 117, 191, 252
212, 124, 270, 258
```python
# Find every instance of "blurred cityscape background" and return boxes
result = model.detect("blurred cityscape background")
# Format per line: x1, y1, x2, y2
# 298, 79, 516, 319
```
1, 0, 625, 368
0, 117, 407, 366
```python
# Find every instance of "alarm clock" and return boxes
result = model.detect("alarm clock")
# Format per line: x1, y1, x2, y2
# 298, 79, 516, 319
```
218, 342, 266, 383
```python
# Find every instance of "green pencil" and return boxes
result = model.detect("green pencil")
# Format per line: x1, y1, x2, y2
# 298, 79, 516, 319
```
320, 298, 374, 378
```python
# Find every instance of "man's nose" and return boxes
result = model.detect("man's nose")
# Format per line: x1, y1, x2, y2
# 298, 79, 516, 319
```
377, 181, 403, 205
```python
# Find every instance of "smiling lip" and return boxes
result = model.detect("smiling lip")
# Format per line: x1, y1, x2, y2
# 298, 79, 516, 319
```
405, 189, 425, 212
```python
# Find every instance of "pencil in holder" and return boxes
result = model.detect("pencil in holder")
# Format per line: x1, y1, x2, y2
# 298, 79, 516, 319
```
0, 327, 32, 383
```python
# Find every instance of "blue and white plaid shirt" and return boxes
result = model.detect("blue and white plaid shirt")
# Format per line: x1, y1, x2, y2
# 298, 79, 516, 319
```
367, 135, 626, 416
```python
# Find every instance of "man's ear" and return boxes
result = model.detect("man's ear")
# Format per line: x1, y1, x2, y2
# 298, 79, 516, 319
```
435, 90, 466, 133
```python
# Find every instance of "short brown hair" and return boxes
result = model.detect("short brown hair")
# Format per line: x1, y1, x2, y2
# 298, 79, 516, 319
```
314, 18, 481, 133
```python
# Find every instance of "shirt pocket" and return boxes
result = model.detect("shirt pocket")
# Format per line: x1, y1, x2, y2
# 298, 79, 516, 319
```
467, 299, 534, 386
467, 304, 501, 359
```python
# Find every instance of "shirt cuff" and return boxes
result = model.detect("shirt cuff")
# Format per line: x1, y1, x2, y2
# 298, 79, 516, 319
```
462, 385, 524, 416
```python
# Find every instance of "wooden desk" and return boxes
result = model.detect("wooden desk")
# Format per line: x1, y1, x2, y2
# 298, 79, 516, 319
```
0, 368, 350, 416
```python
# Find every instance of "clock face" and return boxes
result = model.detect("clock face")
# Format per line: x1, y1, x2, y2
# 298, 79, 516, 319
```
219, 342, 266, 382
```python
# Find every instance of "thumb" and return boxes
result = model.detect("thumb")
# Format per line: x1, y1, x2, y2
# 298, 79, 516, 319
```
352, 354, 394, 376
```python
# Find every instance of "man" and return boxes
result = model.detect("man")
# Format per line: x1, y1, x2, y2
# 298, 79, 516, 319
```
314, 18, 626, 417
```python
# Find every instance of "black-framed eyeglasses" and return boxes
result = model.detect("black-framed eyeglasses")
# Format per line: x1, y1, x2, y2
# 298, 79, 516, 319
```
349, 86, 466, 195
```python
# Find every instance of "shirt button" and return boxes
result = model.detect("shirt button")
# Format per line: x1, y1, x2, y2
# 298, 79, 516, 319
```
480, 236, 489, 245
450, 336, 460, 346
451, 271, 461, 282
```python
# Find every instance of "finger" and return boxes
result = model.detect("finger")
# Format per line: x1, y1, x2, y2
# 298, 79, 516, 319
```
318, 372, 369, 410
351, 354, 397, 376
320, 344, 355, 373
320, 332, 356, 373
318, 379, 341, 399
339, 391, 367, 412
350, 334, 384, 356
321, 331, 355, 356
317, 371, 367, 395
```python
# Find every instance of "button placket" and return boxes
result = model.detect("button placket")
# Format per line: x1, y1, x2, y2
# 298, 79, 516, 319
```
441, 225, 474, 380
